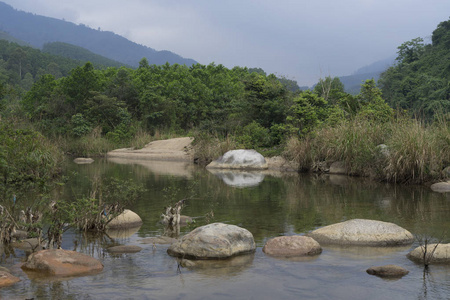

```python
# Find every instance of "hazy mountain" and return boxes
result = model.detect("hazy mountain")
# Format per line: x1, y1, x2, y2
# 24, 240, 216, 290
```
0, 30, 29, 46
0, 2, 197, 68
42, 42, 128, 68
339, 56, 396, 94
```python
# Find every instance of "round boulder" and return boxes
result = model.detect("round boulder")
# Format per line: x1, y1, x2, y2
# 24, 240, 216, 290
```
262, 236, 322, 257
407, 243, 450, 264
206, 149, 268, 170
0, 271, 20, 287
167, 222, 256, 259
21, 249, 103, 276
106, 209, 143, 229
307, 219, 414, 246
430, 181, 450, 193
366, 265, 409, 278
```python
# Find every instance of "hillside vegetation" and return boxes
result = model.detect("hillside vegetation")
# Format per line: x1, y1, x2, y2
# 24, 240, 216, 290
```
379, 18, 450, 119
0, 16, 448, 185
0, 1, 196, 67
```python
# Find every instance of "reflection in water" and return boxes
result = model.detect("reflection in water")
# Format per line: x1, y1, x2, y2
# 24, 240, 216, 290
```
2, 159, 450, 299
180, 253, 255, 276
207, 169, 265, 187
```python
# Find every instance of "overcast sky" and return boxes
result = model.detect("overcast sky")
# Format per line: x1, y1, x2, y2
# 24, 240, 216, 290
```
3, 0, 450, 85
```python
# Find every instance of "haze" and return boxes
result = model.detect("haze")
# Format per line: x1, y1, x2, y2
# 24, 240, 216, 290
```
3, 0, 450, 86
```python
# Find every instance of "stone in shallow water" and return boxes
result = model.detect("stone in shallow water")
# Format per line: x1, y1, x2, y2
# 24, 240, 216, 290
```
139, 236, 177, 245
307, 219, 414, 246
262, 236, 322, 257
407, 243, 450, 264
107, 245, 142, 254
73, 158, 94, 164
167, 222, 256, 259
21, 249, 103, 277
106, 209, 143, 229
0, 271, 20, 287
208, 170, 265, 188
206, 149, 268, 170
430, 181, 450, 193
366, 265, 409, 278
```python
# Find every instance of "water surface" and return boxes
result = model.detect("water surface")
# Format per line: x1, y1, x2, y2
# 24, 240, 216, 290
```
2, 158, 450, 299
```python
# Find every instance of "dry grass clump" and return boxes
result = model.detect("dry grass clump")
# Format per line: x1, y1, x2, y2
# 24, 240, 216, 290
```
384, 118, 450, 183
284, 117, 449, 183
192, 132, 237, 164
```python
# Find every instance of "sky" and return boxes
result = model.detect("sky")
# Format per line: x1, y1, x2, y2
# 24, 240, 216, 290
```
3, 0, 450, 86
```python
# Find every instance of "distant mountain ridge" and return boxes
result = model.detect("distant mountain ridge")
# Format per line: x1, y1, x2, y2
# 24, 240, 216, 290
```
0, 1, 197, 67
338, 56, 396, 94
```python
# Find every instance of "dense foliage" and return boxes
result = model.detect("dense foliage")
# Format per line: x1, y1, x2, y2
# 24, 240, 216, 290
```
379, 18, 450, 119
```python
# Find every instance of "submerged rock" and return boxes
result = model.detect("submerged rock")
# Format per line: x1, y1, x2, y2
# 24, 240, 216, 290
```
73, 158, 94, 164
106, 209, 143, 229
139, 236, 177, 245
430, 181, 450, 193
262, 236, 322, 257
407, 243, 450, 264
21, 249, 103, 277
206, 150, 268, 170
107, 245, 142, 254
167, 222, 256, 259
366, 265, 409, 278
307, 219, 414, 246
0, 271, 20, 287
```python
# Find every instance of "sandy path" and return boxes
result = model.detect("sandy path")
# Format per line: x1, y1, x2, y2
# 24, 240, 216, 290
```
106, 137, 194, 161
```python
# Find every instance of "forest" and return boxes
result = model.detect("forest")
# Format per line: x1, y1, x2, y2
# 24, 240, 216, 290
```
0, 18, 449, 193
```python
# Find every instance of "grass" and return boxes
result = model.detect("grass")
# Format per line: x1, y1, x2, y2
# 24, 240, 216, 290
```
284, 116, 450, 183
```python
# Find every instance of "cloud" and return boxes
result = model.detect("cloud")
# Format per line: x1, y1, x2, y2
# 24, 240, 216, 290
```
3, 0, 450, 85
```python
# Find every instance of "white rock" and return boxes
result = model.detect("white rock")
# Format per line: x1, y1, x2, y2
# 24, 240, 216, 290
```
307, 219, 414, 246
206, 150, 268, 170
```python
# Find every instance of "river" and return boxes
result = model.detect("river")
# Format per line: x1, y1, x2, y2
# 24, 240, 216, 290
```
1, 158, 450, 299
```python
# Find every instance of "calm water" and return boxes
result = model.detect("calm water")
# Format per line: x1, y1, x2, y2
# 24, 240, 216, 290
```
2, 158, 450, 299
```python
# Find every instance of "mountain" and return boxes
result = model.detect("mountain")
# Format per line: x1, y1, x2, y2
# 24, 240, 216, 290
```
339, 56, 396, 94
0, 2, 197, 68
0, 30, 30, 46
42, 42, 128, 68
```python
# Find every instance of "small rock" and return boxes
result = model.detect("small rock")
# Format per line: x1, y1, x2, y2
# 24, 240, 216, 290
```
167, 222, 256, 259
307, 219, 414, 246
107, 245, 142, 254
0, 271, 20, 287
329, 161, 347, 175
262, 236, 322, 257
73, 158, 94, 164
366, 265, 409, 278
106, 209, 143, 229
21, 249, 103, 277
430, 181, 450, 193
407, 243, 450, 264
139, 236, 177, 245
11, 238, 42, 251
11, 230, 28, 240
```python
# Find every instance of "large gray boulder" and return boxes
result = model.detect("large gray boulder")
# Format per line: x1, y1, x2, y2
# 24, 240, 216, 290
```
106, 209, 143, 229
328, 161, 348, 175
206, 150, 268, 170
167, 223, 256, 259
21, 249, 103, 277
262, 236, 322, 257
407, 243, 450, 264
307, 219, 414, 246
430, 181, 450, 193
